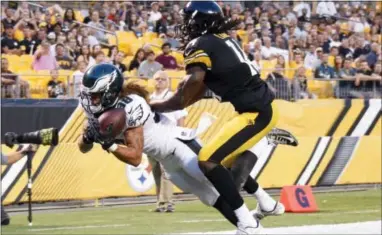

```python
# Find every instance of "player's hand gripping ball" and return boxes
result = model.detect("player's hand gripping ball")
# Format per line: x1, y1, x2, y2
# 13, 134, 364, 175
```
98, 108, 126, 138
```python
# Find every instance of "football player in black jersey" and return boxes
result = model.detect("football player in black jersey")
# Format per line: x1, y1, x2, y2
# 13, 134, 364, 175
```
150, 1, 284, 233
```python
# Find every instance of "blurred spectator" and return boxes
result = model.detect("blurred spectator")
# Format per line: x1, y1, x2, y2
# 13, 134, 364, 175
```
32, 41, 58, 71
155, 43, 178, 69
77, 45, 95, 67
289, 50, 304, 74
87, 11, 107, 43
293, 66, 315, 99
36, 28, 47, 44
56, 43, 74, 70
47, 32, 57, 45
63, 8, 77, 31
1, 25, 21, 55
337, 57, 357, 98
148, 2, 162, 24
293, 1, 311, 19
52, 34, 67, 56
316, 1, 337, 16
351, 60, 381, 98
83, 8, 94, 24
87, 28, 101, 46
67, 38, 79, 59
333, 55, 344, 78
92, 44, 102, 58
266, 64, 292, 100
148, 70, 188, 213
2, 7, 16, 28
339, 38, 352, 58
366, 43, 380, 68
47, 69, 66, 98
108, 45, 119, 62
253, 51, 261, 72
304, 45, 322, 69
261, 36, 278, 59
1, 58, 17, 98
94, 51, 106, 64
229, 30, 242, 46
129, 48, 146, 71
112, 51, 127, 73
71, 61, 87, 98
155, 12, 169, 34
164, 30, 180, 48
138, 51, 163, 78
19, 26, 39, 55
315, 54, 335, 79
243, 44, 254, 61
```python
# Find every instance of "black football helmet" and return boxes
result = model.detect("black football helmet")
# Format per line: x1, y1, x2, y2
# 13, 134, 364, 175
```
179, 1, 224, 41
80, 63, 124, 115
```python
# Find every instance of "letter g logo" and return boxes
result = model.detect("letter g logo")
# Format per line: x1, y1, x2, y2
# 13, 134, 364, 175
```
295, 188, 310, 208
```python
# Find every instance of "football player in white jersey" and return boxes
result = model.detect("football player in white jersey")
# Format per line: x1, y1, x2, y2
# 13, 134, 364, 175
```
78, 64, 297, 231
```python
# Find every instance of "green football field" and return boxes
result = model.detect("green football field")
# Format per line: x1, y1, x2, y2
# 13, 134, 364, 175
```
2, 189, 381, 235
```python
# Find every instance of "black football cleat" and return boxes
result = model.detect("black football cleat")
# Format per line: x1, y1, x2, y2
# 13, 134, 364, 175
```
266, 128, 299, 147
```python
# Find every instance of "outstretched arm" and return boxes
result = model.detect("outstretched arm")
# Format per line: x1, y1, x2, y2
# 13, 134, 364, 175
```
150, 66, 207, 112
111, 126, 143, 167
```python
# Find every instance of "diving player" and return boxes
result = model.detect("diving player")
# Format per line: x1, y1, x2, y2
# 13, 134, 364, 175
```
150, 1, 282, 233
78, 64, 296, 233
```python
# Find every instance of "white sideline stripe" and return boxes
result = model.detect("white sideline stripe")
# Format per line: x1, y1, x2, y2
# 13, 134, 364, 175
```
26, 223, 130, 232
179, 220, 382, 234
1, 155, 27, 194
180, 219, 226, 223
297, 137, 331, 185
1, 105, 81, 196
177, 209, 381, 224
351, 99, 381, 136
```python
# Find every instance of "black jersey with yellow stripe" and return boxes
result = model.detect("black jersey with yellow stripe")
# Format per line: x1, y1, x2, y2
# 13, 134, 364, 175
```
184, 34, 274, 113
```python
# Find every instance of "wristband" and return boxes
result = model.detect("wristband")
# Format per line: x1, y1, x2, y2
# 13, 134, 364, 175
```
108, 143, 118, 152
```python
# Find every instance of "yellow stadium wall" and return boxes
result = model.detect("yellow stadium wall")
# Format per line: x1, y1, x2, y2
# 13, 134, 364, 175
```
2, 99, 381, 205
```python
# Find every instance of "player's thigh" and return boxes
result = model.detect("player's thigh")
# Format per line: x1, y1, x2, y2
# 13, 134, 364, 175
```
168, 169, 219, 207
200, 103, 279, 167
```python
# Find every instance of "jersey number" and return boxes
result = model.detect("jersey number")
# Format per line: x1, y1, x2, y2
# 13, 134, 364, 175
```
225, 39, 259, 76
115, 97, 132, 109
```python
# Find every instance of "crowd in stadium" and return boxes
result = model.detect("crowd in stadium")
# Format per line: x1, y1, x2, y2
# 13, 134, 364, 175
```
1, 1, 382, 100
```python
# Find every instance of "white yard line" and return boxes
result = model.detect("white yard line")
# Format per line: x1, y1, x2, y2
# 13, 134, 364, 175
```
177, 209, 381, 223
179, 219, 226, 223
25, 223, 130, 232
179, 221, 382, 235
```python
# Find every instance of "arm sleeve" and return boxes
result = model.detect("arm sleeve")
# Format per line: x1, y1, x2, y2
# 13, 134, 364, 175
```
184, 38, 212, 71
123, 95, 152, 129
1, 153, 8, 165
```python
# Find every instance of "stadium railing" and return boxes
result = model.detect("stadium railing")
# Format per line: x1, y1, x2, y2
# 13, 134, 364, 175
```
3, 69, 381, 100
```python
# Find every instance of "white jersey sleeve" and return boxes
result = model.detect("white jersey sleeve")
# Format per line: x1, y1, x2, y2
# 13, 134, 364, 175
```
115, 94, 152, 129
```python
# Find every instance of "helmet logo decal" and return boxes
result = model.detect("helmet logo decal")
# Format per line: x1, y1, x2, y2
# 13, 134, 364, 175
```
89, 70, 118, 93
191, 10, 198, 19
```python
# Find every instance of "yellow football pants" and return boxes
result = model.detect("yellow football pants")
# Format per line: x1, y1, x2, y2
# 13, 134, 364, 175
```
199, 103, 278, 168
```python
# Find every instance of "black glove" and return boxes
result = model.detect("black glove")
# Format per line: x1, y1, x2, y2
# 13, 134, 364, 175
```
87, 117, 116, 152
82, 117, 100, 144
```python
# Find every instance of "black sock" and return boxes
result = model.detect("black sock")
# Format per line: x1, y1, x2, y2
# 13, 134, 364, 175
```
213, 196, 238, 227
243, 176, 259, 194
230, 151, 258, 191
202, 163, 244, 210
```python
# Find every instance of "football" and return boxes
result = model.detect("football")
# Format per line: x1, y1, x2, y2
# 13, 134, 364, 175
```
98, 108, 126, 138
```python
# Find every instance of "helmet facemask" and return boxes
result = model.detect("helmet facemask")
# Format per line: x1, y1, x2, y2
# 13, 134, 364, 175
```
80, 70, 121, 115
